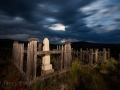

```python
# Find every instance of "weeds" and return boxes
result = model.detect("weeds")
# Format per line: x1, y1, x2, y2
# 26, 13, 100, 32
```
94, 57, 118, 74
30, 80, 45, 90
66, 58, 103, 90
34, 58, 107, 90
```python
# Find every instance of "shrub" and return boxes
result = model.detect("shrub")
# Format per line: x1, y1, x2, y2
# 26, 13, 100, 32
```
68, 58, 102, 90
68, 58, 81, 87
95, 57, 118, 73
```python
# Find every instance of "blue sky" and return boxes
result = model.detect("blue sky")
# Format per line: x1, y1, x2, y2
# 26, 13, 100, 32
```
0, 0, 120, 43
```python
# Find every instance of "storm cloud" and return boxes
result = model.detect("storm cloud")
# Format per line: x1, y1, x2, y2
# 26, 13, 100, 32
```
0, 0, 120, 43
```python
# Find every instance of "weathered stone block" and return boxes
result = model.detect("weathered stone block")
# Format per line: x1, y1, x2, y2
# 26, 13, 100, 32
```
42, 55, 50, 64
41, 69, 54, 76
42, 64, 52, 70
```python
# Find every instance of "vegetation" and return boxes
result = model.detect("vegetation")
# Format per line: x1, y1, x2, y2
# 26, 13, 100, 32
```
1, 54, 120, 90
94, 58, 118, 74
0, 41, 120, 90
67, 58, 102, 90
30, 57, 119, 90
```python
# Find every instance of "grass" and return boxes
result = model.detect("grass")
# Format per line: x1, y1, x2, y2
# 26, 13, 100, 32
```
29, 80, 45, 90
94, 57, 118, 74
99, 58, 120, 90
1, 55, 119, 90
67, 58, 103, 90
0, 46, 120, 90
0, 56, 117, 90
29, 58, 104, 90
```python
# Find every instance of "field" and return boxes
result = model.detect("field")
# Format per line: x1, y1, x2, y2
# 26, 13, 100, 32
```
0, 39, 120, 90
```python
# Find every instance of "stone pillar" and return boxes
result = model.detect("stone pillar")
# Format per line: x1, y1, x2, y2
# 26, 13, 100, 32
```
41, 38, 54, 75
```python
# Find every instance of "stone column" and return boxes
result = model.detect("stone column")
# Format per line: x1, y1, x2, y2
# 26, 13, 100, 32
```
41, 38, 54, 75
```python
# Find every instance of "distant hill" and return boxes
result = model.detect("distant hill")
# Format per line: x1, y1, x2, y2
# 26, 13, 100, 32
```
0, 39, 120, 58
0, 39, 57, 49
0, 39, 28, 48
71, 41, 120, 59
1, 39, 120, 49
71, 41, 120, 50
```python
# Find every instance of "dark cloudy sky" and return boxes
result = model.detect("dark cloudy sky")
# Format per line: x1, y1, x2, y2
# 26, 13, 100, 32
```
0, 0, 120, 43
